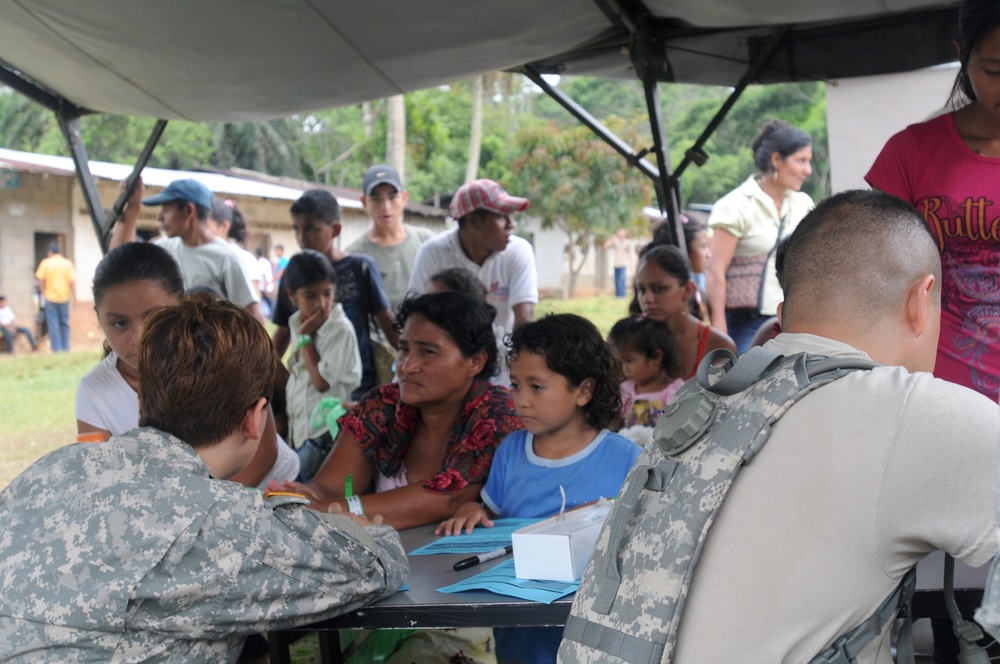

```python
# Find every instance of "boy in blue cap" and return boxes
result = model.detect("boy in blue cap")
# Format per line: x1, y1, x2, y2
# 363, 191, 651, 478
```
113, 177, 264, 324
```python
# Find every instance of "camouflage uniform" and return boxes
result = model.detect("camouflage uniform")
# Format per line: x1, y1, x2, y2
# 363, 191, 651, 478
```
0, 427, 408, 662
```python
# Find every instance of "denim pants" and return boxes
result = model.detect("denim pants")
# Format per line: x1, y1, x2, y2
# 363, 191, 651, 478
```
725, 309, 771, 356
2, 325, 35, 352
614, 266, 627, 298
44, 300, 70, 352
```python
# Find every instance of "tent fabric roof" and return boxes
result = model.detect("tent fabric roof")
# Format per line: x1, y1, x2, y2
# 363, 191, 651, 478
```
0, 0, 962, 122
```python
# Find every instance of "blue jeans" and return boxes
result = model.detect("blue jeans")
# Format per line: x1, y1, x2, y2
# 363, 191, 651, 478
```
614, 266, 627, 298
725, 309, 771, 356
2, 325, 36, 352
44, 300, 70, 352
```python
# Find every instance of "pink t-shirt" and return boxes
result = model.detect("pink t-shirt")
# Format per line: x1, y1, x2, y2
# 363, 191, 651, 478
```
866, 113, 1000, 401
620, 379, 684, 428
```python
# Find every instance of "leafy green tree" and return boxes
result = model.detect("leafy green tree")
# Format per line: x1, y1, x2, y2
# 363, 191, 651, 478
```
510, 120, 653, 297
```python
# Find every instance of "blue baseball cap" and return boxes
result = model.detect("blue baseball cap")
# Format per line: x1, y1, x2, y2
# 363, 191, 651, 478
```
142, 178, 214, 209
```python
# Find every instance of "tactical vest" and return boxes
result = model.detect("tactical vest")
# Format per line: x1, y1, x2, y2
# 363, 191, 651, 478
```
558, 346, 902, 664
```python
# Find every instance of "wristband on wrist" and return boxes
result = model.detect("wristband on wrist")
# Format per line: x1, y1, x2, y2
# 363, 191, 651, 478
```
346, 495, 364, 516
297, 333, 314, 349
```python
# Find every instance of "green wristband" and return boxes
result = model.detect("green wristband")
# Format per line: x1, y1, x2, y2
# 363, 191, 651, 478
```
297, 333, 314, 349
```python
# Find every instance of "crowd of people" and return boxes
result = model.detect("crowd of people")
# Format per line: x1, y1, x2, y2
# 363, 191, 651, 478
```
2, 1, 1000, 661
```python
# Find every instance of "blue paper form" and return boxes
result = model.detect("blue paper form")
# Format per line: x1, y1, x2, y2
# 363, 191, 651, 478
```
407, 518, 541, 555
435, 560, 578, 604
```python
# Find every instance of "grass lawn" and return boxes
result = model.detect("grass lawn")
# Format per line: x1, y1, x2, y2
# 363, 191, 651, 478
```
0, 350, 102, 488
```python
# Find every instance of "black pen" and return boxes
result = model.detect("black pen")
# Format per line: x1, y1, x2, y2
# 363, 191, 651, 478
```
453, 545, 513, 571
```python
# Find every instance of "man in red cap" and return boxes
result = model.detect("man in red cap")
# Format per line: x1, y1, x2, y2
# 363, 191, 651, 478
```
407, 179, 537, 332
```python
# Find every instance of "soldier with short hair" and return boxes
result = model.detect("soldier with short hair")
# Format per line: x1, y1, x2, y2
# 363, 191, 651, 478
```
561, 190, 1000, 664
0, 293, 407, 662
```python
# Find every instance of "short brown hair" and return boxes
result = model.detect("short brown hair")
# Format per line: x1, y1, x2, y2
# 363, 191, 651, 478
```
782, 189, 940, 329
138, 292, 274, 447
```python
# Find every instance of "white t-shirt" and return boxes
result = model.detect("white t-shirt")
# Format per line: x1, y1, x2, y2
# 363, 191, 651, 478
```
407, 227, 538, 333
672, 333, 999, 664
76, 351, 140, 436
256, 256, 275, 294
154, 236, 258, 307
75, 351, 300, 488
0, 305, 16, 326
228, 240, 263, 297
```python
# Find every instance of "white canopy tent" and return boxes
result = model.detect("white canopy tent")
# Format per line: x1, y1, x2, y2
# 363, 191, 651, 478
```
0, 0, 963, 250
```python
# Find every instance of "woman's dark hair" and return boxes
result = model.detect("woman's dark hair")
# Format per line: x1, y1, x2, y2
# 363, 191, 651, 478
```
751, 119, 812, 174
93, 242, 184, 309
608, 316, 682, 380
430, 267, 488, 302
951, 0, 1000, 105
638, 244, 692, 286
395, 292, 498, 379
283, 249, 337, 293
93, 242, 185, 357
681, 215, 707, 256
209, 200, 248, 244
508, 313, 622, 431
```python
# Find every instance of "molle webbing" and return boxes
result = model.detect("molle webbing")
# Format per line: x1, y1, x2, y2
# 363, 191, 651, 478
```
558, 348, 878, 664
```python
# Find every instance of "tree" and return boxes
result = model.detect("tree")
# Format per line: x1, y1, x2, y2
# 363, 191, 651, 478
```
386, 95, 406, 179
465, 76, 484, 182
510, 120, 653, 297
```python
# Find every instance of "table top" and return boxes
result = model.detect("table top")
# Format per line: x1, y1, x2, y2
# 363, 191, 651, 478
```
296, 525, 572, 631
281, 526, 989, 632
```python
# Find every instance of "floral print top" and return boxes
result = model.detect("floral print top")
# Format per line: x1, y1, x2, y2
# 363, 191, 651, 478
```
339, 379, 520, 494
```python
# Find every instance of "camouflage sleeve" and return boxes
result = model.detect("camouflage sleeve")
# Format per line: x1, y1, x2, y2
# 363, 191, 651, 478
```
127, 492, 408, 638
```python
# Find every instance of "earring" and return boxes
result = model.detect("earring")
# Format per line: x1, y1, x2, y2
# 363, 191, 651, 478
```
772, 170, 778, 184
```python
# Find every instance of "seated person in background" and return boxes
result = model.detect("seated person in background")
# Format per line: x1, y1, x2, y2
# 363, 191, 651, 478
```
562, 190, 1000, 663
283, 249, 362, 449
608, 315, 684, 434
277, 291, 521, 530
0, 296, 36, 352
75, 242, 298, 489
428, 266, 511, 388
0, 293, 406, 662
438, 313, 640, 664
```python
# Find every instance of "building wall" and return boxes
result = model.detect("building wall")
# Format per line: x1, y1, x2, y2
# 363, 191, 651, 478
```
0, 172, 73, 335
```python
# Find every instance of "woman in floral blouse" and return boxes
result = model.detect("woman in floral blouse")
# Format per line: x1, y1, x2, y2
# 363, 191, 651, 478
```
285, 291, 520, 530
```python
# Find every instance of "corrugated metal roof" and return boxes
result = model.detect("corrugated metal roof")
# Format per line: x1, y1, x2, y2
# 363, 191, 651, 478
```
0, 147, 362, 209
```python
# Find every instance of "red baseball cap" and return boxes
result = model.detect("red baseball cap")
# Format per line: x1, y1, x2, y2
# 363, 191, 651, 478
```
450, 179, 529, 219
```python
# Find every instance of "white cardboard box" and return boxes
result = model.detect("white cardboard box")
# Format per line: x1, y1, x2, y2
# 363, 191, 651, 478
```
512, 501, 613, 582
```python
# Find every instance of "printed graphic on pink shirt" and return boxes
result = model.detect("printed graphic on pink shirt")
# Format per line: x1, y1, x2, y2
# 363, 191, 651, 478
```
917, 194, 1000, 399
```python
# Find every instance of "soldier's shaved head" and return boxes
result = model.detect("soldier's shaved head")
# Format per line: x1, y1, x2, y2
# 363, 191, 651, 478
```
781, 190, 941, 332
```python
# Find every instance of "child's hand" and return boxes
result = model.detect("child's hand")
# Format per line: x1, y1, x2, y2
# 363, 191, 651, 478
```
435, 502, 494, 536
298, 310, 327, 336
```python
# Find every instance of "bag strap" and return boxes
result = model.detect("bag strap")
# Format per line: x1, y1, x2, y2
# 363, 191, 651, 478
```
809, 568, 917, 664
943, 553, 993, 663
756, 212, 789, 312
357, 259, 385, 342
